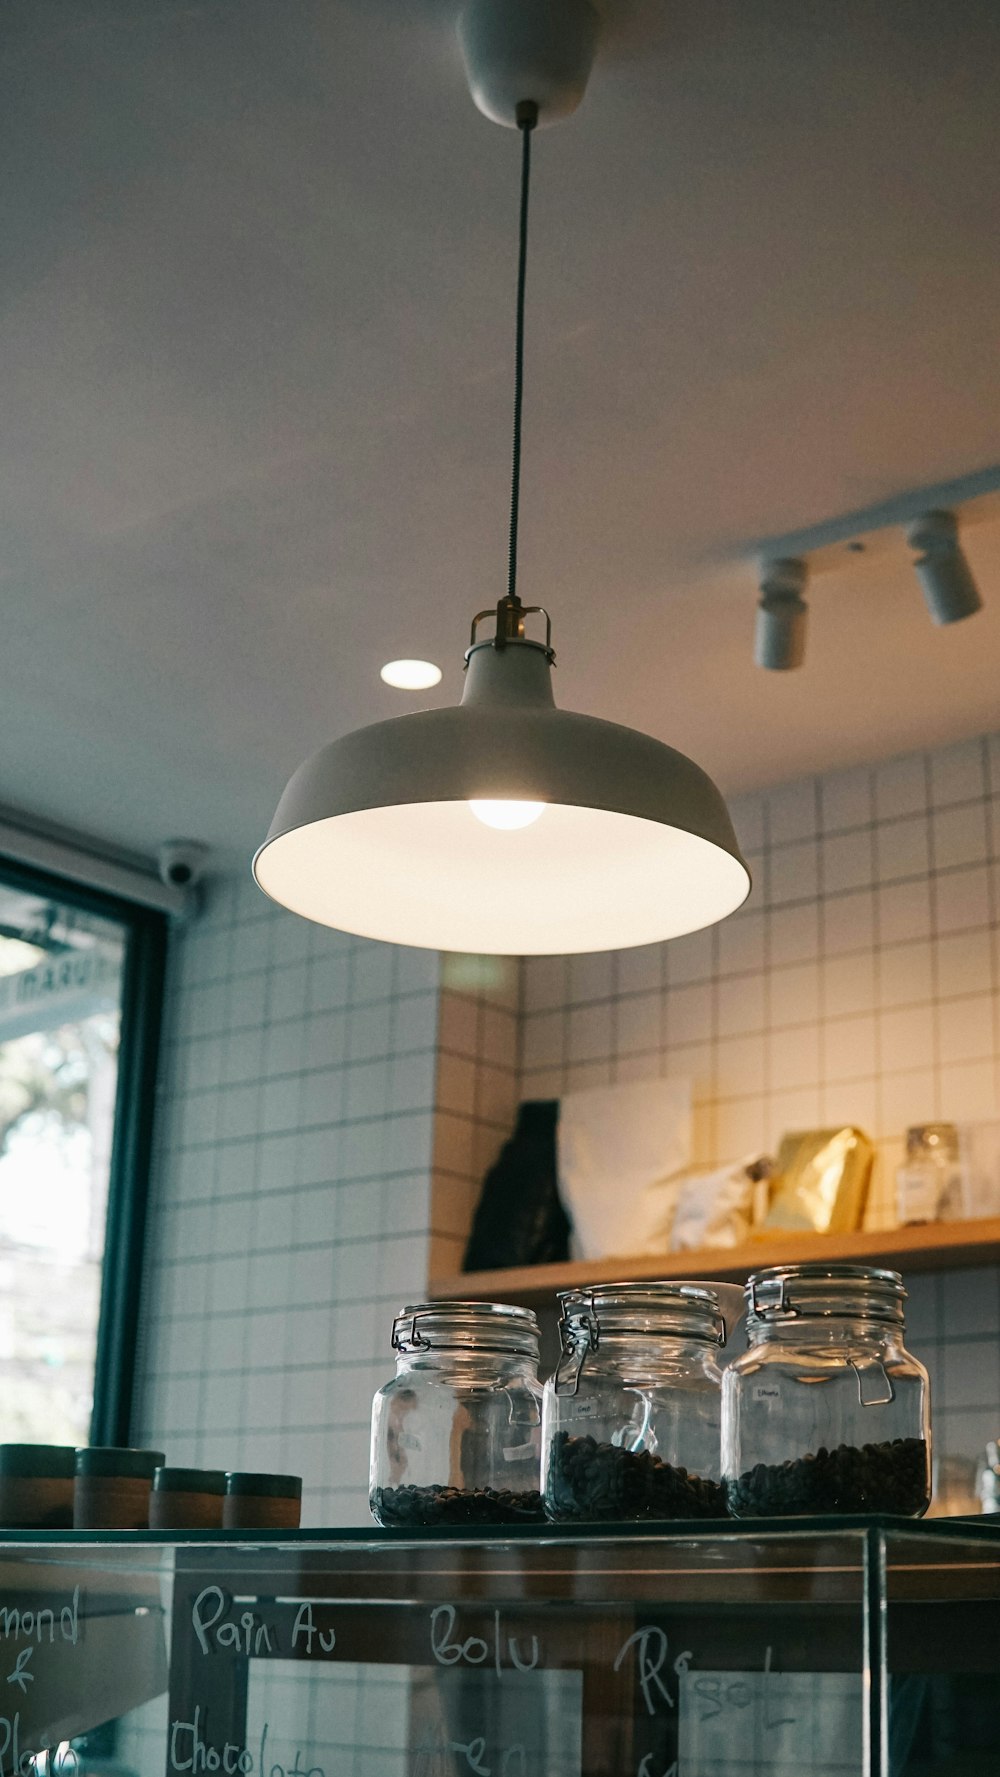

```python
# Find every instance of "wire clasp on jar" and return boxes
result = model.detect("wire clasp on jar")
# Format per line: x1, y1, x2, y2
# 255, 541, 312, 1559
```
749, 1275, 799, 1319
850, 1356, 896, 1407
553, 1292, 600, 1397
391, 1311, 432, 1353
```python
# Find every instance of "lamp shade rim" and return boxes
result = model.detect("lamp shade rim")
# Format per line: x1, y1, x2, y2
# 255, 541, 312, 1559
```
254, 800, 750, 953
255, 701, 751, 953
260, 702, 748, 870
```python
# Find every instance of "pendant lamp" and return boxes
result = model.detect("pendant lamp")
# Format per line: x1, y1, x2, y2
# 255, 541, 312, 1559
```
254, 0, 751, 955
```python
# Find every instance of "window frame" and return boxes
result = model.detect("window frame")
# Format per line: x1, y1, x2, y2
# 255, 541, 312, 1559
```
0, 851, 168, 1446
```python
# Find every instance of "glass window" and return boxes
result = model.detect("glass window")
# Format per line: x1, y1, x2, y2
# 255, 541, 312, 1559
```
0, 866, 164, 1443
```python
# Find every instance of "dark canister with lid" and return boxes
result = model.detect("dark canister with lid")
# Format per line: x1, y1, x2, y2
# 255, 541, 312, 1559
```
722, 1263, 931, 1517
542, 1282, 730, 1522
0, 1444, 75, 1527
223, 1473, 302, 1529
74, 1448, 165, 1529
370, 1300, 544, 1527
149, 1467, 226, 1529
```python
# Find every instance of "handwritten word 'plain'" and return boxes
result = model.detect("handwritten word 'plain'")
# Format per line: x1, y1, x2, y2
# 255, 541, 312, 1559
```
1, 1713, 80, 1777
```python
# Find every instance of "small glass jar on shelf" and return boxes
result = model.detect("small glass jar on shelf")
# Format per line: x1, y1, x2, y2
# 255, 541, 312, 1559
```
895, 1123, 965, 1225
370, 1300, 544, 1527
722, 1264, 931, 1518
542, 1282, 729, 1522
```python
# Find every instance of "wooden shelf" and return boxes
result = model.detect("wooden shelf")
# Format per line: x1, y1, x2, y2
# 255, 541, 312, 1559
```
428, 1216, 1000, 1309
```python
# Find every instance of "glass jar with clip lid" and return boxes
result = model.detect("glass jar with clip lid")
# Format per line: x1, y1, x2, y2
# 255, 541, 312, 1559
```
542, 1281, 731, 1521
369, 1299, 544, 1527
722, 1263, 931, 1517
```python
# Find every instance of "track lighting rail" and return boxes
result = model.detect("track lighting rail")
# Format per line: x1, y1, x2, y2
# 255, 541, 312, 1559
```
750, 471, 997, 669
746, 465, 1000, 570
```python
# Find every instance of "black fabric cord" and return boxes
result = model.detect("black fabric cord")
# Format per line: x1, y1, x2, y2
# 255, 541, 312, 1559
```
507, 102, 538, 608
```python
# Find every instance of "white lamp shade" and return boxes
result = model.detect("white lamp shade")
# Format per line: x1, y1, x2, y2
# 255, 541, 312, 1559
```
254, 643, 750, 953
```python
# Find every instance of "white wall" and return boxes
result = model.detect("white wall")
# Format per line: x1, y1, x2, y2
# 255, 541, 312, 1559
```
519, 730, 1000, 1483
132, 874, 441, 1526
134, 730, 1000, 1520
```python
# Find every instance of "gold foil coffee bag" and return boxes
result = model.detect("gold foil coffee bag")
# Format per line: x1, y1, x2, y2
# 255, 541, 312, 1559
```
763, 1127, 874, 1234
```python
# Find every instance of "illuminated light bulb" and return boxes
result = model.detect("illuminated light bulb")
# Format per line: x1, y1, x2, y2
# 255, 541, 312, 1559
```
468, 799, 545, 830
380, 659, 442, 690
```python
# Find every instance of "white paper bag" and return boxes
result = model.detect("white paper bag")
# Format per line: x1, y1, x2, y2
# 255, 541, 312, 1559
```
558, 1077, 692, 1260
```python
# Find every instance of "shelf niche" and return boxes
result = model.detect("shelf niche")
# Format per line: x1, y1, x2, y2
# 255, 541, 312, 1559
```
429, 1216, 1000, 1311
426, 958, 1000, 1314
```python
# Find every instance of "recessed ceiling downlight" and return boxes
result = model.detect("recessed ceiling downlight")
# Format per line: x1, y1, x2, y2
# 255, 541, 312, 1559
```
380, 659, 442, 690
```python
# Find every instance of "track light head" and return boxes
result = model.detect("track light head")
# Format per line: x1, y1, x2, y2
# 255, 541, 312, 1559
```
907, 508, 982, 626
754, 557, 808, 671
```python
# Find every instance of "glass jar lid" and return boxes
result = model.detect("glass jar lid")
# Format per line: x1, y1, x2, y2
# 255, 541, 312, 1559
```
558, 1280, 727, 1349
391, 1300, 540, 1360
905, 1122, 958, 1160
746, 1263, 906, 1325
554, 1281, 726, 1397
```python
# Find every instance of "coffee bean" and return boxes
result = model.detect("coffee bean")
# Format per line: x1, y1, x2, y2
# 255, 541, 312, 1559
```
370, 1484, 544, 1527
726, 1436, 930, 1517
545, 1431, 727, 1522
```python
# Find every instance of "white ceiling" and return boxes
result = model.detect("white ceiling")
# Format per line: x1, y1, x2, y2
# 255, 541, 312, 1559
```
3, 0, 1000, 870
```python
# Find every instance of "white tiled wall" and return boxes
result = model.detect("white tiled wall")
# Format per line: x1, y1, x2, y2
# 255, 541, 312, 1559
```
521, 733, 1000, 1221
518, 730, 1000, 1481
430, 952, 521, 1282
132, 874, 441, 1526
135, 731, 1000, 1515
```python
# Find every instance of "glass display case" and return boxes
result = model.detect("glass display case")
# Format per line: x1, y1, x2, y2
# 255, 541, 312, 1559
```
1, 1518, 998, 1776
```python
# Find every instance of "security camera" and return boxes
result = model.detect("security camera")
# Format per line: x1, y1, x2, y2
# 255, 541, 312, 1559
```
158, 840, 210, 890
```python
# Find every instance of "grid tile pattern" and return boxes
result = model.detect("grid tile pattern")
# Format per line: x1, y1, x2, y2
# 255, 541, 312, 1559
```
132, 874, 441, 1527
135, 731, 1000, 1514
520, 733, 1000, 1227
430, 952, 521, 1281
518, 732, 1000, 1481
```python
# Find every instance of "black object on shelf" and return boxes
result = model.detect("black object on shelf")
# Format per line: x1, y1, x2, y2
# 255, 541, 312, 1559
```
463, 1099, 569, 1270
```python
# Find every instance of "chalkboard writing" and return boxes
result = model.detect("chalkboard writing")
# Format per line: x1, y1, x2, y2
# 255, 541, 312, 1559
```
430, 1608, 539, 1678
691, 1647, 794, 1730
1, 1588, 83, 1776
412, 1725, 527, 1777
614, 1625, 691, 1717
190, 1589, 334, 1658
408, 1665, 581, 1777
287, 1606, 335, 1656
679, 1657, 863, 1775
231, 1658, 582, 1777
0, 1589, 80, 1649
170, 1711, 324, 1777
169, 1574, 868, 1777
1, 1715, 81, 1777
192, 1589, 275, 1657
